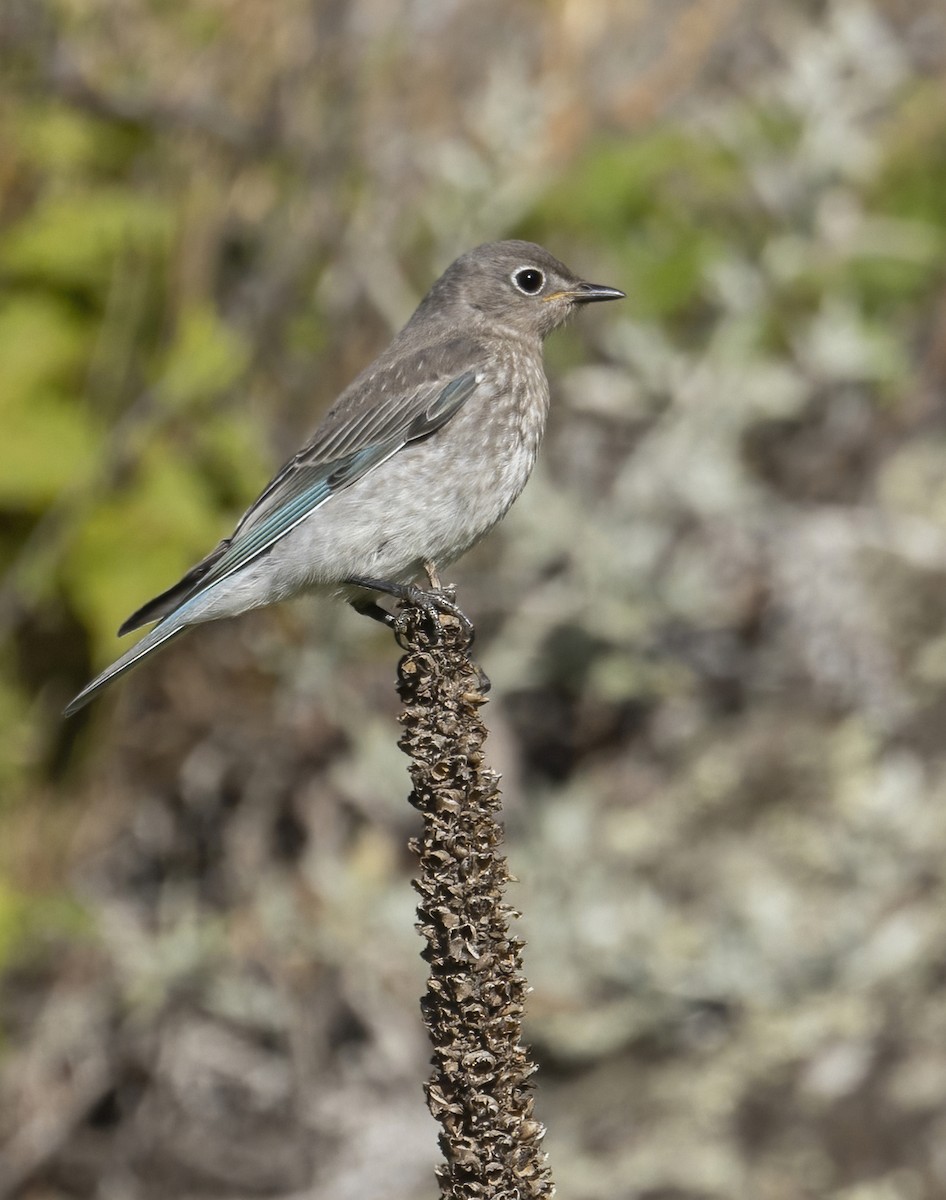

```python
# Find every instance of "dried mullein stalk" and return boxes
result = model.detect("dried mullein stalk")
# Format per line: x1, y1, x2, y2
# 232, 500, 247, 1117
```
395, 580, 554, 1199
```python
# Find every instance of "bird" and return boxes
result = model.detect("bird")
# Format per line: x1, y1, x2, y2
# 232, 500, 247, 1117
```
64, 240, 624, 715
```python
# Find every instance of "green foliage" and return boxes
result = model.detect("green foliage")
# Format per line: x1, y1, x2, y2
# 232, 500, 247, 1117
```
528, 95, 946, 338
0, 296, 103, 506
0, 96, 262, 735
535, 128, 743, 237
191, 410, 269, 508
11, 104, 146, 178
160, 303, 251, 409
0, 878, 91, 977
856, 85, 946, 310
524, 128, 745, 318
872, 83, 946, 228
0, 670, 35, 795
1, 188, 172, 297
61, 445, 226, 655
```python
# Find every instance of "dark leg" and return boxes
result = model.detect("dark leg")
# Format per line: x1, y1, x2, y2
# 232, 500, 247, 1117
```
349, 597, 396, 628
344, 572, 474, 640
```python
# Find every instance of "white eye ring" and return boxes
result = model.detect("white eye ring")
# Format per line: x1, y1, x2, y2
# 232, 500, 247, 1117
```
511, 266, 545, 295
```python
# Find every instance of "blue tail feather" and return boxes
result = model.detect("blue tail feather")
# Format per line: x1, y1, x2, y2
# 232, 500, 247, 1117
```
63, 614, 189, 716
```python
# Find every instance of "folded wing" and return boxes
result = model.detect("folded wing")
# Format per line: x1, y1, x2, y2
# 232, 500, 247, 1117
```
119, 366, 481, 633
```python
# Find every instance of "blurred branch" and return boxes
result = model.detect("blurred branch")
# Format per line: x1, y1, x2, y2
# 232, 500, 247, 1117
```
0, 1020, 113, 1199
45, 51, 271, 155
396, 588, 553, 1199
0, 0, 325, 171
0, 5, 255, 153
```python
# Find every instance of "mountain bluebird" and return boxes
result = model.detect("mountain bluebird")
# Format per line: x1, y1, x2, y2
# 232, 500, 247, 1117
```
65, 240, 624, 715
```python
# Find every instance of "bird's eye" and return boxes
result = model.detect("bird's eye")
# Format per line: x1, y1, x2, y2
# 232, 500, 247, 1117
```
512, 267, 545, 295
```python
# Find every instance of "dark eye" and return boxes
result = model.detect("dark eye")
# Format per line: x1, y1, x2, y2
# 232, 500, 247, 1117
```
512, 267, 545, 295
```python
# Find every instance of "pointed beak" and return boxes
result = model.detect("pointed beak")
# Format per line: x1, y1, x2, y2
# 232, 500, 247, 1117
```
570, 280, 626, 304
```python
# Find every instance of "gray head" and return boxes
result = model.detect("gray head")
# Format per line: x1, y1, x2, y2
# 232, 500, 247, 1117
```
410, 240, 625, 340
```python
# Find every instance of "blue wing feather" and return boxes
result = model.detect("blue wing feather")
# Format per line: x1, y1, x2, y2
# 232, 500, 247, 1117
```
175, 370, 479, 599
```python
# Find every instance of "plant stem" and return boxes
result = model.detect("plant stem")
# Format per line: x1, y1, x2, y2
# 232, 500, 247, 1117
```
395, 589, 554, 1199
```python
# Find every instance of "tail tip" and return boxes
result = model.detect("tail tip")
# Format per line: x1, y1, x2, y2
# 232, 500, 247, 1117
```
63, 688, 92, 718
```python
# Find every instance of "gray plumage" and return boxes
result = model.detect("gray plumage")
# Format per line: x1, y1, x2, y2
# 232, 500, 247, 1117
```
65, 240, 624, 715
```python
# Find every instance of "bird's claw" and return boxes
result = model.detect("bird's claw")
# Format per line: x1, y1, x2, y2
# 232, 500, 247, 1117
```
408, 585, 474, 642
471, 662, 492, 693
345, 571, 474, 645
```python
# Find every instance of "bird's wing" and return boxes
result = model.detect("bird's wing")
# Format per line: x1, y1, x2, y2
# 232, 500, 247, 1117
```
238, 364, 480, 537
120, 364, 481, 633
207, 367, 480, 583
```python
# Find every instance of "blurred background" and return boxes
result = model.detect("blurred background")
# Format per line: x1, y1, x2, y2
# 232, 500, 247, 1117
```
2, 0, 946, 1196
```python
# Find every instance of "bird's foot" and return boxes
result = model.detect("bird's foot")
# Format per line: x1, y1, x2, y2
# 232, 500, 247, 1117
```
470, 661, 492, 694
407, 584, 474, 642
346, 571, 475, 643
348, 578, 489, 691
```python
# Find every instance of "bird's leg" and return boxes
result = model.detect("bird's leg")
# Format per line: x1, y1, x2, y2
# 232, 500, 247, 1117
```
344, 571, 474, 641
349, 597, 397, 628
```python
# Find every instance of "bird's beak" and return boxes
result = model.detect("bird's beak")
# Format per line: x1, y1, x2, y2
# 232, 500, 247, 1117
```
542, 281, 626, 305
570, 280, 626, 304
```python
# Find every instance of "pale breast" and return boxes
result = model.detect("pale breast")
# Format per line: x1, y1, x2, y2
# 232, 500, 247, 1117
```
219, 337, 553, 599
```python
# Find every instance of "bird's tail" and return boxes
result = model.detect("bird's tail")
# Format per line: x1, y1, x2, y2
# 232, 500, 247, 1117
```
63, 613, 190, 717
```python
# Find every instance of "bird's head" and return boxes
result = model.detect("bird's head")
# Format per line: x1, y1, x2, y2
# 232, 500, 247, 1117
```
415, 240, 625, 340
